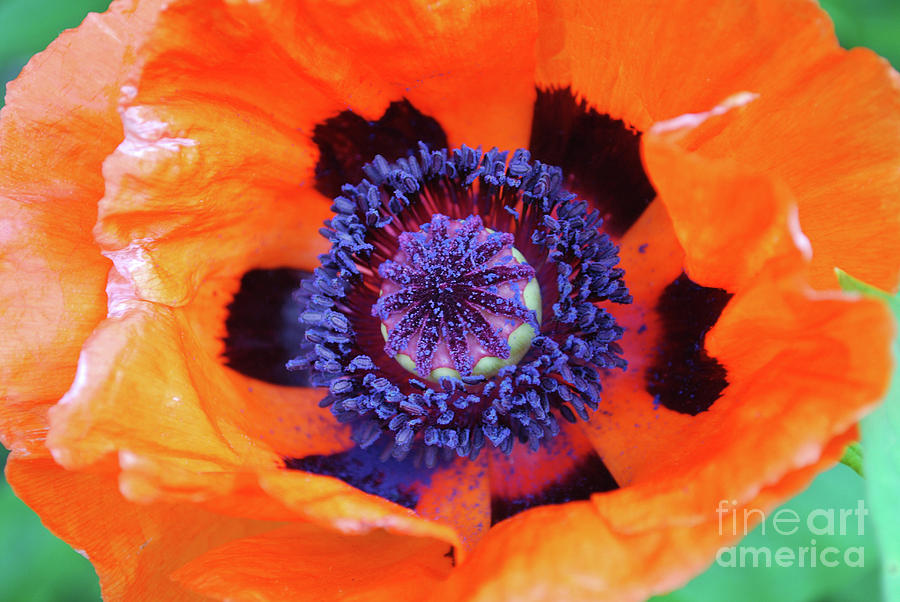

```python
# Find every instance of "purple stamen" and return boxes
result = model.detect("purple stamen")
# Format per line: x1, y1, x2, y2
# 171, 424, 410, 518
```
290, 144, 631, 461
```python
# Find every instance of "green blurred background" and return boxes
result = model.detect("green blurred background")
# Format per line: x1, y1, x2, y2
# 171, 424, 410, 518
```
1, 1, 898, 600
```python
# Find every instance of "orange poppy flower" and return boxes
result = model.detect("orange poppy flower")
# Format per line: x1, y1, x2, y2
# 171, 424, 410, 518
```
2, 0, 899, 600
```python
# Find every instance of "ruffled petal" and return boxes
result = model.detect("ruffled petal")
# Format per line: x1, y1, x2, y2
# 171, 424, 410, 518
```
659, 51, 900, 291
293, 0, 539, 149
537, 1, 900, 291
590, 253, 891, 527
98, 100, 333, 305
433, 434, 852, 602
96, 0, 540, 307
0, 201, 107, 455
46, 296, 277, 483
0, 0, 162, 453
94, 0, 351, 306
5, 454, 283, 602
535, 0, 836, 128
641, 94, 804, 292
6, 4, 897, 602
45, 265, 357, 505
415, 456, 491, 558
173, 523, 453, 602
0, 0, 162, 196
589, 209, 890, 494
584, 92, 895, 488
38, 286, 465, 560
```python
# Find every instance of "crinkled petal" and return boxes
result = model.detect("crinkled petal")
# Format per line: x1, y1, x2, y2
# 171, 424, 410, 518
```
0, 201, 108, 455
433, 433, 853, 602
0, 0, 163, 453
46, 297, 276, 482
5, 454, 283, 602
96, 0, 539, 306
536, 0, 836, 128
173, 523, 453, 602
99, 101, 333, 305
415, 456, 491, 559
657, 51, 900, 290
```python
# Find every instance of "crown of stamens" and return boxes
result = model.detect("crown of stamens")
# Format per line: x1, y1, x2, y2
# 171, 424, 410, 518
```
291, 144, 631, 465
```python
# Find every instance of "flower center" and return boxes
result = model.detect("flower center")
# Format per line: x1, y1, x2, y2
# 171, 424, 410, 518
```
291, 144, 632, 463
373, 214, 541, 380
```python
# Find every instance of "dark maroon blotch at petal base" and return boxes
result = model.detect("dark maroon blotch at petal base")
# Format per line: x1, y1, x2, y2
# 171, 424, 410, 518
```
646, 272, 732, 415
285, 446, 430, 509
223, 269, 312, 387
490, 451, 619, 525
529, 87, 656, 237
313, 99, 448, 199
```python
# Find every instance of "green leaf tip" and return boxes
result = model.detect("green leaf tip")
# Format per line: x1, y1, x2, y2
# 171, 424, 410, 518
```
839, 442, 864, 477
837, 269, 900, 602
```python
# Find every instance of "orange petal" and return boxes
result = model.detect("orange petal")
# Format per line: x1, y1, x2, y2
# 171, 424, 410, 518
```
39, 279, 457, 542
537, 1, 900, 289
47, 265, 356, 505
46, 295, 277, 484
642, 93, 806, 292
576, 198, 686, 484
179, 269, 354, 459
0, 0, 162, 198
173, 523, 453, 602
585, 92, 894, 488
0, 0, 163, 453
98, 101, 333, 305
582, 253, 890, 494
433, 432, 853, 602
257, 468, 460, 549
93, 0, 350, 306
6, 454, 285, 602
0, 201, 107, 455
668, 50, 900, 291
97, 0, 540, 307
589, 262, 891, 527
535, 0, 836, 129
294, 0, 539, 149
115, 453, 467, 554
613, 198, 686, 306
415, 456, 491, 559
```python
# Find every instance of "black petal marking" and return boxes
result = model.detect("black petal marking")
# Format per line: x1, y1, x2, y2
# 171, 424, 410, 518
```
647, 273, 733, 415
529, 87, 656, 237
223, 268, 312, 386
313, 99, 449, 200
490, 452, 618, 525
284, 446, 429, 510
